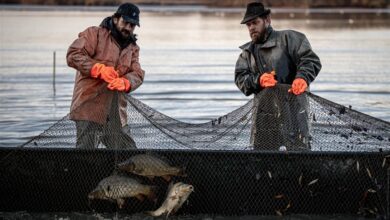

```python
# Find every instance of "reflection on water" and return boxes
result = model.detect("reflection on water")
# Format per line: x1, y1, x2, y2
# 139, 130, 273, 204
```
0, 7, 389, 147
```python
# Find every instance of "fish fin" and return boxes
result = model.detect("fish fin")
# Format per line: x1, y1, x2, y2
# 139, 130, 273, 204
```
166, 166, 186, 177
144, 211, 153, 216
135, 194, 145, 202
177, 166, 187, 177
165, 211, 171, 220
145, 210, 158, 217
116, 198, 125, 209
145, 151, 167, 160
146, 186, 158, 203
172, 197, 184, 214
172, 207, 179, 214
117, 161, 136, 173
163, 182, 176, 199
167, 181, 175, 192
146, 208, 165, 217
173, 200, 186, 214
143, 152, 162, 161
162, 175, 171, 182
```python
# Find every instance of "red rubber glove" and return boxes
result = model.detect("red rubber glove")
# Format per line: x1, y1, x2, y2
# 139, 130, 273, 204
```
259, 70, 277, 88
107, 77, 131, 92
288, 78, 307, 95
90, 63, 119, 83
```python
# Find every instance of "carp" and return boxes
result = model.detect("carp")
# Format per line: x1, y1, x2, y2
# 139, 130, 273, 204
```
88, 174, 156, 208
117, 154, 186, 181
147, 182, 194, 218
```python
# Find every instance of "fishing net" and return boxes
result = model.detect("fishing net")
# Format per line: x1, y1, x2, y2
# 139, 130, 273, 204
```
16, 84, 390, 152
1, 84, 389, 218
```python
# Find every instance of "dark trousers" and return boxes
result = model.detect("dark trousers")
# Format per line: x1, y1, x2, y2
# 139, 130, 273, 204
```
74, 92, 136, 149
75, 120, 136, 149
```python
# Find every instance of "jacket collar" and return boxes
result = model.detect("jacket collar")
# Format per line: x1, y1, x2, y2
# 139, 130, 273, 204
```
239, 26, 275, 51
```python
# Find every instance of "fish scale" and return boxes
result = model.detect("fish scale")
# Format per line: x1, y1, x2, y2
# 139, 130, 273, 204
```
88, 174, 155, 208
118, 154, 185, 180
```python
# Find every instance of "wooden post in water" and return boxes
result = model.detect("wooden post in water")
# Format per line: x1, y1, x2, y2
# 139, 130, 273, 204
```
53, 51, 56, 96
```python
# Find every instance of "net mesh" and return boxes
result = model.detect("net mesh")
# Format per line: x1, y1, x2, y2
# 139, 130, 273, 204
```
1, 84, 389, 218
19, 84, 390, 152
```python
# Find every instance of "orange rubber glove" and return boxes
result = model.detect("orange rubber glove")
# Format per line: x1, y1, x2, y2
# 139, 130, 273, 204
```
107, 77, 131, 92
259, 70, 277, 88
90, 63, 119, 83
288, 78, 307, 95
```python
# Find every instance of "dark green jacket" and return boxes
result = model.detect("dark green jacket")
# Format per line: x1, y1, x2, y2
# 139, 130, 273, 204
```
235, 26, 321, 96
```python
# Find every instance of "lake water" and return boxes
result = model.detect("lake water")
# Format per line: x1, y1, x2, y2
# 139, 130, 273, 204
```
0, 6, 389, 147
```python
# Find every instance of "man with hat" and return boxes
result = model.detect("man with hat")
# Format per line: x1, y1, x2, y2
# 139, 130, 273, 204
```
67, 3, 145, 149
235, 2, 321, 150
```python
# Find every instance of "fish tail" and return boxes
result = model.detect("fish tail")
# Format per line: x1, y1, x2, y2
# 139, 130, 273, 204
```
145, 208, 165, 217
145, 210, 158, 216
146, 186, 158, 203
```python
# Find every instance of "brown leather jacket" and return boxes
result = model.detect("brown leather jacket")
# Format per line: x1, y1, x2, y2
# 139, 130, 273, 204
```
67, 26, 145, 125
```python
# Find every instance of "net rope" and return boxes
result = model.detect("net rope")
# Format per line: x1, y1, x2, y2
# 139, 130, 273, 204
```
17, 84, 390, 152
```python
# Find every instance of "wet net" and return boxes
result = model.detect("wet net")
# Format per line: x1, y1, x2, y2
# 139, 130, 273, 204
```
16, 84, 390, 151
1, 84, 389, 218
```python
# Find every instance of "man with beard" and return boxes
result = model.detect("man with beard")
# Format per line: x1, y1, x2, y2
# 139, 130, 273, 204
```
235, 2, 321, 150
67, 3, 144, 149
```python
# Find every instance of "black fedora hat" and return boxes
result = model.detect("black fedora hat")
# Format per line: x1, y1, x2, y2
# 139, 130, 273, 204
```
115, 3, 140, 27
240, 2, 271, 24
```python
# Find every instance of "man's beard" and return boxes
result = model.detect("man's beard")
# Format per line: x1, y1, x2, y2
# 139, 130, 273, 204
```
115, 26, 132, 40
100, 17, 137, 49
251, 26, 267, 44
120, 30, 131, 39
113, 21, 133, 40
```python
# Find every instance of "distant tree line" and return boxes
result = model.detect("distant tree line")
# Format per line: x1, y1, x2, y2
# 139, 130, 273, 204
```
0, 0, 388, 8
212, 0, 389, 8
1, 0, 121, 5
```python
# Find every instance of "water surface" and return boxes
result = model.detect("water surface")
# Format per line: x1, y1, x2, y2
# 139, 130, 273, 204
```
0, 7, 389, 147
